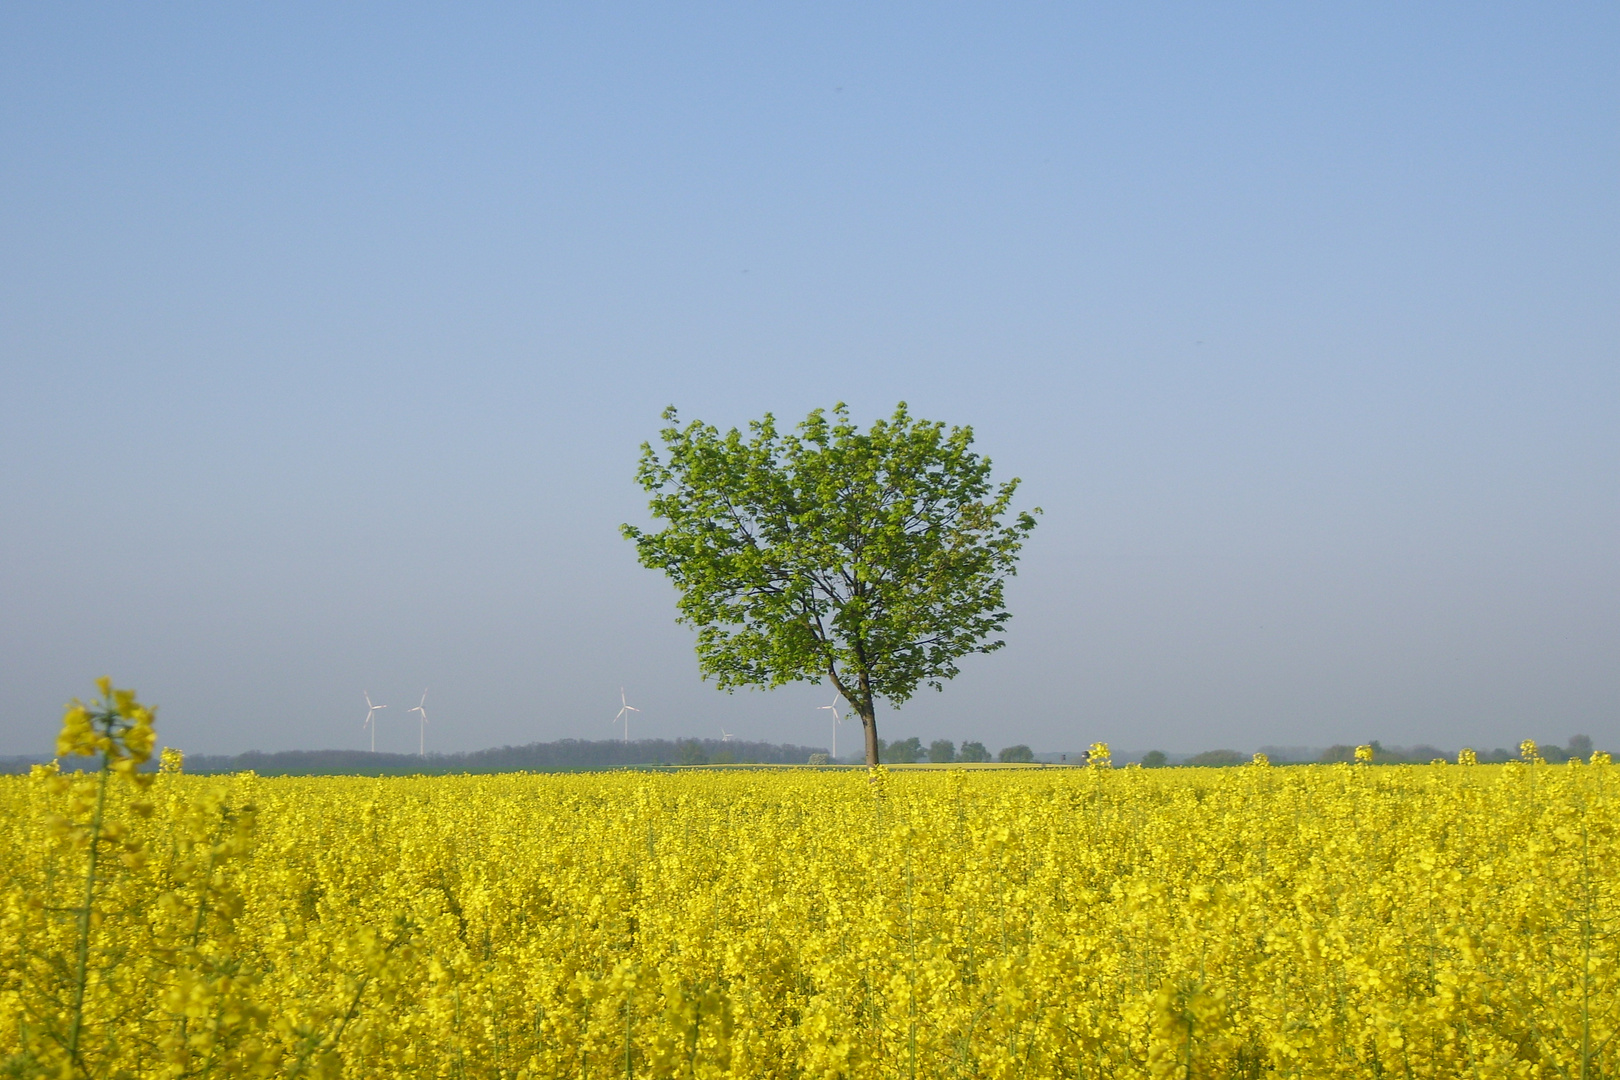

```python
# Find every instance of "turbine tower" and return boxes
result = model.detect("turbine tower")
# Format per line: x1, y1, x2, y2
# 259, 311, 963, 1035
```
818, 691, 845, 761
408, 690, 428, 756
613, 688, 639, 744
362, 692, 386, 753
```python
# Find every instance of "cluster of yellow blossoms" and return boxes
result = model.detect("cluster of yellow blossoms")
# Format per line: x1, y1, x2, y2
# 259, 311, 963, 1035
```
2, 687, 1617, 1078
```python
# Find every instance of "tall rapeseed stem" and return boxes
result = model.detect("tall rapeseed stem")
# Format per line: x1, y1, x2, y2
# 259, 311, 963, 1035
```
54, 678, 156, 1076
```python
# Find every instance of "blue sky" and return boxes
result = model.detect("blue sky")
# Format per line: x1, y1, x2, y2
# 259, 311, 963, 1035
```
2, 4, 1615, 757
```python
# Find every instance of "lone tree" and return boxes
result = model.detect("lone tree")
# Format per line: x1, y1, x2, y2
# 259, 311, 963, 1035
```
622, 402, 1039, 766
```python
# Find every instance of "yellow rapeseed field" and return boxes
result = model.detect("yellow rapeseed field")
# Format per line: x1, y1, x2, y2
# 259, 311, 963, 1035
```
2, 685, 1617, 1078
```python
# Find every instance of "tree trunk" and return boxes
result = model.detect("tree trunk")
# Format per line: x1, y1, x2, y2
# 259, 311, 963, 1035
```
857, 670, 880, 767
826, 663, 881, 766
860, 701, 880, 767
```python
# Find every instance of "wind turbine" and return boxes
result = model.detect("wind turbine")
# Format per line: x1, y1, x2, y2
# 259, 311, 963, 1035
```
719, 728, 734, 742
408, 690, 428, 756
613, 688, 639, 744
818, 691, 845, 760
362, 692, 386, 752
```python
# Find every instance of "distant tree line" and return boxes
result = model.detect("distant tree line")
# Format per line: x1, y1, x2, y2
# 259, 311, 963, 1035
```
6, 733, 1602, 776
0, 737, 1061, 775
864, 738, 1036, 764
1136, 735, 1601, 768
0, 738, 828, 777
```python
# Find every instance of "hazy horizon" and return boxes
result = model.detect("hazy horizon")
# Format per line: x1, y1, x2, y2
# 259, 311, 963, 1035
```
3, 5, 1616, 758
5, 735, 1603, 771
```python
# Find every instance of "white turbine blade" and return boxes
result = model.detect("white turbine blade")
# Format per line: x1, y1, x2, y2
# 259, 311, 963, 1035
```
626, 705, 640, 712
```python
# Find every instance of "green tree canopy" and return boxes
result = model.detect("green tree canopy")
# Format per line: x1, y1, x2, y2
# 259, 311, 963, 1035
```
622, 402, 1039, 766
883, 737, 924, 764
957, 741, 991, 763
